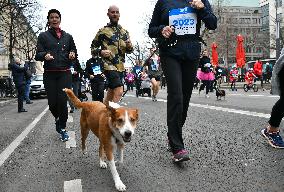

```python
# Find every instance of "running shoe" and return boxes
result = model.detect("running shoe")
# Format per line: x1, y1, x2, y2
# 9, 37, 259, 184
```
261, 128, 284, 149
60, 130, 70, 142
55, 119, 61, 134
172, 149, 190, 162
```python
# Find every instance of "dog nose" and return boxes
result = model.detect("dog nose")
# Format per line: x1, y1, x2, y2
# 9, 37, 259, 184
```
124, 130, 132, 138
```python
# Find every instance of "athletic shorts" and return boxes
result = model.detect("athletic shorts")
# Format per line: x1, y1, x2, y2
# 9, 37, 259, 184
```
104, 70, 123, 89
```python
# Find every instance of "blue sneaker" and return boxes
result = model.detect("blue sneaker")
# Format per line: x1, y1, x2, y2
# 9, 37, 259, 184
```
261, 128, 284, 149
55, 119, 61, 134
172, 149, 190, 163
60, 130, 69, 142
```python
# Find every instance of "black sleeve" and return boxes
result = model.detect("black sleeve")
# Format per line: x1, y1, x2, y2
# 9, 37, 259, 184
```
69, 35, 77, 56
148, 0, 166, 39
35, 33, 47, 61
197, 0, 217, 30
85, 59, 93, 76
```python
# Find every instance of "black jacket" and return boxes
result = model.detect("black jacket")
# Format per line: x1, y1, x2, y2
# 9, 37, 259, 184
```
85, 57, 105, 82
35, 28, 77, 70
199, 56, 211, 73
10, 63, 27, 87
148, 0, 217, 60
71, 60, 83, 82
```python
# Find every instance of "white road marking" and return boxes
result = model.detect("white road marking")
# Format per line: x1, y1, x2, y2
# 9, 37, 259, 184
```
189, 103, 270, 118
67, 115, 73, 122
127, 95, 270, 118
248, 95, 265, 97
66, 131, 76, 148
64, 179, 82, 192
0, 106, 49, 167
268, 95, 280, 98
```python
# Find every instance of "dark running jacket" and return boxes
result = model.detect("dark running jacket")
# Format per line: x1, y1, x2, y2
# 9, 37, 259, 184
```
148, 0, 217, 60
35, 28, 77, 70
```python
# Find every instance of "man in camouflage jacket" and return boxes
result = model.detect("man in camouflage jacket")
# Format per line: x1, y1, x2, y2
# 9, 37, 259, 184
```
91, 5, 133, 105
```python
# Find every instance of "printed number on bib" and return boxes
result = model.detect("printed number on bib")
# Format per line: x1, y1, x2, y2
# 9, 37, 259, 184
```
169, 7, 197, 35
70, 66, 75, 74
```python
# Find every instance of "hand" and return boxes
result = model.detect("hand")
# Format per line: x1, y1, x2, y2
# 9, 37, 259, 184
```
73, 71, 78, 75
101, 50, 111, 58
90, 75, 94, 79
125, 39, 132, 49
161, 26, 174, 39
45, 53, 54, 61
69, 51, 76, 60
191, 0, 204, 9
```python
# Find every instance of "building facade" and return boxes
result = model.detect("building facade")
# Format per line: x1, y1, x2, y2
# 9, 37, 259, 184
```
0, 4, 42, 77
206, 6, 270, 68
260, 0, 283, 58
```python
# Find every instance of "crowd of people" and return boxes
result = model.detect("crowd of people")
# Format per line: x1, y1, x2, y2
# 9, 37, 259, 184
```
5, 0, 283, 170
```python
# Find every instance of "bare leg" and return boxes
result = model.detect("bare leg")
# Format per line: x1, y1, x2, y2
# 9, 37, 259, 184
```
112, 86, 123, 103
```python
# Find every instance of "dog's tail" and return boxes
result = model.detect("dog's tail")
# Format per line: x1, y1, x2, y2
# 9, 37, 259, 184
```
63, 88, 84, 108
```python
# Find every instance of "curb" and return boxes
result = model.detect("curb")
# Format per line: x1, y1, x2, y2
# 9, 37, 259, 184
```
0, 98, 17, 106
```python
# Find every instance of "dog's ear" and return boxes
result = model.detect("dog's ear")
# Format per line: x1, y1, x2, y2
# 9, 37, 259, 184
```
106, 104, 117, 118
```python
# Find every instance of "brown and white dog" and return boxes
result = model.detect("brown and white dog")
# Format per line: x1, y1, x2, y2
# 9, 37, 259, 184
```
63, 88, 139, 191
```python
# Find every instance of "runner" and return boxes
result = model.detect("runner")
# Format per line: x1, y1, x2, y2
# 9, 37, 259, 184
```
35, 9, 77, 142
144, 47, 163, 101
148, 0, 217, 162
91, 5, 133, 105
229, 66, 238, 91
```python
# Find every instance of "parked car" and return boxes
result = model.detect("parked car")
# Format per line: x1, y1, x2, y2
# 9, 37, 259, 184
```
30, 74, 46, 98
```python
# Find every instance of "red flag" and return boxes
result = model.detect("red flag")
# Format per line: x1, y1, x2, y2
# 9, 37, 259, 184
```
211, 42, 218, 66
236, 34, 246, 68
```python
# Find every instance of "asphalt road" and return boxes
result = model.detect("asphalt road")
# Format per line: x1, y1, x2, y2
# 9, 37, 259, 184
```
0, 88, 283, 192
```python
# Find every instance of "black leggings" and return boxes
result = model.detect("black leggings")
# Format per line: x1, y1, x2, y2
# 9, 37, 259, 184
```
160, 56, 199, 152
91, 81, 105, 102
199, 80, 210, 94
43, 71, 72, 129
269, 68, 284, 127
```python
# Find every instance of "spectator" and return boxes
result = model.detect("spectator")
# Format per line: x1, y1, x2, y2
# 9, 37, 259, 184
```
9, 58, 28, 112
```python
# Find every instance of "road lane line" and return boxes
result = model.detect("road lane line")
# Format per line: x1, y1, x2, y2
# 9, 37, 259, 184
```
0, 106, 49, 167
67, 115, 73, 122
248, 95, 265, 97
127, 95, 270, 118
66, 131, 76, 148
64, 179, 82, 192
189, 103, 270, 118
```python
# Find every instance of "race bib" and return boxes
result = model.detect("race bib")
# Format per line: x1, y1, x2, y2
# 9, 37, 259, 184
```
169, 7, 197, 35
70, 66, 74, 74
151, 59, 159, 71
92, 65, 102, 75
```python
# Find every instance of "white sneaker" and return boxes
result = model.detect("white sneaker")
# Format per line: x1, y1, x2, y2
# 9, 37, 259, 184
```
205, 94, 210, 98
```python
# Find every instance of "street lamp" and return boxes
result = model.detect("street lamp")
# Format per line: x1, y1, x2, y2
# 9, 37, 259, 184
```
275, 0, 281, 59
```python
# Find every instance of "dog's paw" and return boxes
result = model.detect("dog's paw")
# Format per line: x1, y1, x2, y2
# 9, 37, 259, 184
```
100, 161, 107, 169
115, 180, 126, 191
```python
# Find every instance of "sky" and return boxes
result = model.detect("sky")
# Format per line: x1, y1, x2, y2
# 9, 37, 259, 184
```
38, 0, 260, 63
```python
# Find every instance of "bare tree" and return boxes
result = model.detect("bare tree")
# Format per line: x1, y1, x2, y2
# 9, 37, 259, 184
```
0, 0, 43, 63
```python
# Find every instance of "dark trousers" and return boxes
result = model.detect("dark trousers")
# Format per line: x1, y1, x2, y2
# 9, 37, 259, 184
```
43, 71, 71, 129
69, 80, 80, 110
199, 80, 210, 94
91, 81, 105, 102
160, 56, 199, 152
16, 84, 25, 111
269, 68, 284, 127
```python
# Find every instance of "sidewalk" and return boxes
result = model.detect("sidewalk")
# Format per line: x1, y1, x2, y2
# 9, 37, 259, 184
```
0, 97, 17, 106
219, 81, 271, 90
